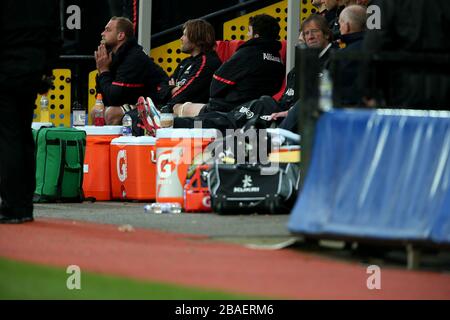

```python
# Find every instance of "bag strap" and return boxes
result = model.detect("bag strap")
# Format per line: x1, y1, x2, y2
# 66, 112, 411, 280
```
76, 139, 85, 202
55, 139, 66, 200
75, 139, 96, 202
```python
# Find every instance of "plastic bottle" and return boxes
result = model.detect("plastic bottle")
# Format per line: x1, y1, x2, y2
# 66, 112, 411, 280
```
93, 94, 105, 126
40, 94, 50, 123
319, 70, 333, 112
144, 203, 182, 214
122, 114, 133, 136
72, 102, 86, 127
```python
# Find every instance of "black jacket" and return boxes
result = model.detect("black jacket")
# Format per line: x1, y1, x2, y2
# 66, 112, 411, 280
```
323, 6, 344, 41
277, 68, 296, 111
205, 37, 285, 113
361, 0, 450, 109
160, 50, 222, 109
96, 39, 168, 106
334, 31, 365, 106
0, 0, 61, 92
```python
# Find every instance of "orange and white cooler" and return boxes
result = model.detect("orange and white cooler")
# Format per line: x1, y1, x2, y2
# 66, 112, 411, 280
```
110, 136, 157, 200
268, 145, 301, 163
77, 126, 123, 200
155, 128, 218, 206
267, 128, 301, 163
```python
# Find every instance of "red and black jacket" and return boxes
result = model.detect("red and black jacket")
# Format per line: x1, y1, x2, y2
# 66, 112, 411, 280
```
159, 50, 222, 110
205, 37, 285, 113
96, 38, 168, 106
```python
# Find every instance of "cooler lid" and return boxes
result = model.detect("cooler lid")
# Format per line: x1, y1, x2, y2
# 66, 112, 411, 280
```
75, 125, 123, 135
111, 136, 157, 145
156, 128, 218, 139
32, 122, 53, 130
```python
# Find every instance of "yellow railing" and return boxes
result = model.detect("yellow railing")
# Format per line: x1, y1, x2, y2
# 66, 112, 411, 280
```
34, 0, 316, 126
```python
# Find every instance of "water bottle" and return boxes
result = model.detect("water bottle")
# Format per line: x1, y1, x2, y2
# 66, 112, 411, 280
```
72, 102, 86, 127
40, 94, 50, 123
144, 203, 182, 214
93, 94, 105, 126
122, 113, 133, 136
93, 108, 105, 126
319, 70, 333, 112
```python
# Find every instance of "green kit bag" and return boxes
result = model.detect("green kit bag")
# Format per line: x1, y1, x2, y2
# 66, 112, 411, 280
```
34, 127, 86, 202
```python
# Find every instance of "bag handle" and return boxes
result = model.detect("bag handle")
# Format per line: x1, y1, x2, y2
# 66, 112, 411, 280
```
55, 140, 66, 200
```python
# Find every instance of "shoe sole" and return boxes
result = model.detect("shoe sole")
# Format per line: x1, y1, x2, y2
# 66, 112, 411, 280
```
146, 97, 161, 129
136, 96, 157, 136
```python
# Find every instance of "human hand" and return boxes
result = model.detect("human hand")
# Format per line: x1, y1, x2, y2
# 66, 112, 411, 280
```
171, 86, 181, 95
94, 44, 112, 74
270, 110, 289, 120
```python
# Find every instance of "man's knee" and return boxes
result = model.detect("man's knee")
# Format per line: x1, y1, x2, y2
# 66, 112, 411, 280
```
104, 107, 124, 125
173, 102, 204, 117
173, 103, 183, 116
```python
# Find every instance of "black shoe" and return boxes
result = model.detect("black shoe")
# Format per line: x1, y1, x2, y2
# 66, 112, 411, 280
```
0, 213, 34, 224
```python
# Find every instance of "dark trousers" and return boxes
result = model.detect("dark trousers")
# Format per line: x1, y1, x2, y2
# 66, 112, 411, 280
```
279, 101, 300, 133
0, 90, 36, 217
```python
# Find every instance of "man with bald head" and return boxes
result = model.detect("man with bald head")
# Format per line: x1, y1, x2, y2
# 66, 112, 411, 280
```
335, 5, 367, 105
339, 4, 366, 42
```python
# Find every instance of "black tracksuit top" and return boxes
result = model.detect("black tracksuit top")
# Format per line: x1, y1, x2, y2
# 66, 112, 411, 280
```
160, 50, 222, 108
205, 37, 285, 113
96, 38, 168, 107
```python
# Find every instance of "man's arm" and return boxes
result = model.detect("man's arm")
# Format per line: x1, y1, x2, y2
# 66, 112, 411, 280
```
209, 50, 251, 98
168, 54, 219, 105
96, 52, 146, 106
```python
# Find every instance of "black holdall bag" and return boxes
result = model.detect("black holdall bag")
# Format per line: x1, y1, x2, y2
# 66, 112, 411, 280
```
173, 95, 279, 133
208, 163, 300, 215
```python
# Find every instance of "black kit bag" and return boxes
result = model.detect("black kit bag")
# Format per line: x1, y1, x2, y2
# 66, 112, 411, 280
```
173, 95, 278, 134
208, 163, 300, 215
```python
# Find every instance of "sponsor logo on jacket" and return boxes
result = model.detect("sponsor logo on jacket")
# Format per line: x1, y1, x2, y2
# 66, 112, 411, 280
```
285, 88, 294, 96
238, 106, 255, 119
263, 53, 282, 63
233, 175, 260, 193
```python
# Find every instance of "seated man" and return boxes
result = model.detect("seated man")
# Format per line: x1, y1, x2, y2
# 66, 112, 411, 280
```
93, 16, 168, 124
174, 14, 285, 117
335, 4, 366, 105
158, 19, 222, 113
271, 14, 336, 132
277, 13, 337, 115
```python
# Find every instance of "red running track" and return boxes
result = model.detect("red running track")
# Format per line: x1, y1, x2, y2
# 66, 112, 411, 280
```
0, 218, 449, 299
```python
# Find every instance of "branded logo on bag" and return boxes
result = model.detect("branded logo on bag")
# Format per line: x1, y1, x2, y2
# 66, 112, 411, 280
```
202, 195, 211, 208
233, 175, 260, 193
117, 150, 127, 182
238, 106, 254, 119
158, 152, 176, 179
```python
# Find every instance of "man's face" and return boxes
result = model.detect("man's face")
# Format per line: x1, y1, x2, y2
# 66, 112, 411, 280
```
180, 28, 195, 54
101, 20, 120, 50
338, 16, 350, 35
303, 21, 328, 49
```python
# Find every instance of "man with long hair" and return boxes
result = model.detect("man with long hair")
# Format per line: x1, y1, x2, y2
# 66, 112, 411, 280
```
159, 19, 222, 113
173, 14, 285, 117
